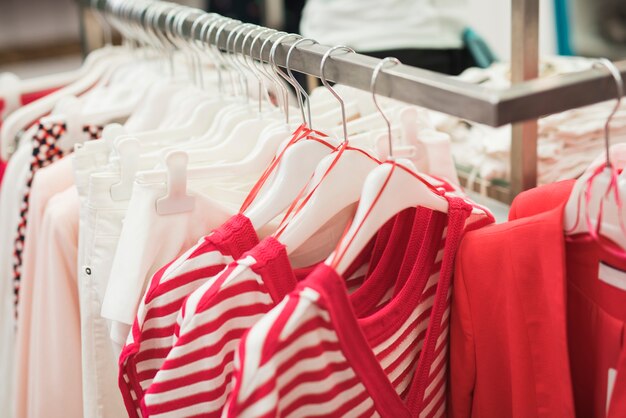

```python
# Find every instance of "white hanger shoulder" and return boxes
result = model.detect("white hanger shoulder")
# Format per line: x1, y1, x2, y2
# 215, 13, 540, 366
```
244, 134, 338, 230
0, 48, 131, 160
277, 146, 380, 254
329, 159, 449, 275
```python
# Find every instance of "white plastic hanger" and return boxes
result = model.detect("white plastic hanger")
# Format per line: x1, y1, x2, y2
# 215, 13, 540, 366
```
200, 24, 287, 153
0, 48, 133, 160
183, 20, 265, 146
139, 30, 300, 189
180, 31, 300, 167
110, 137, 141, 201
243, 37, 339, 230
327, 57, 449, 275
564, 58, 626, 251
274, 46, 384, 255
0, 73, 22, 118
178, 33, 318, 186
156, 151, 196, 215
74, 1, 165, 110
97, 16, 232, 177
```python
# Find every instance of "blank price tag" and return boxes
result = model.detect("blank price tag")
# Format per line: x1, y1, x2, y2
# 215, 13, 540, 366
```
607, 368, 617, 415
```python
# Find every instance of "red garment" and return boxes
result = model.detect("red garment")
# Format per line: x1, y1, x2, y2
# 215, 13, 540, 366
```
449, 179, 626, 418
0, 160, 5, 189
118, 214, 260, 416
224, 198, 477, 418
140, 215, 400, 418
565, 236, 626, 418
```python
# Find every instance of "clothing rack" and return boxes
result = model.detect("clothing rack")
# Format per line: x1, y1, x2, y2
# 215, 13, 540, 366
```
84, 0, 626, 202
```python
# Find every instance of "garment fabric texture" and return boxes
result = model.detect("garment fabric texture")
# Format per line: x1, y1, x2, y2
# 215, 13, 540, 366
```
0, 160, 5, 190
0, 86, 62, 192
12, 118, 102, 312
140, 209, 409, 418
101, 178, 247, 350
223, 196, 481, 418
118, 214, 260, 416
448, 179, 626, 418
13, 157, 75, 418
14, 186, 83, 418
12, 121, 68, 307
0, 130, 34, 417
74, 143, 128, 418
141, 231, 380, 418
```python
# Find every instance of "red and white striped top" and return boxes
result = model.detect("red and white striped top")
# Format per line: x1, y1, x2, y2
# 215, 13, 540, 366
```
222, 197, 480, 418
118, 214, 260, 417
140, 218, 400, 418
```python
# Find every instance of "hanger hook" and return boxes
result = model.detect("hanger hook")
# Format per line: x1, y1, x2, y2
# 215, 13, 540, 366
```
287, 38, 317, 129
250, 28, 277, 109
320, 45, 355, 143
226, 21, 252, 100
241, 26, 267, 113
270, 33, 300, 124
214, 19, 239, 96
203, 15, 230, 94
174, 7, 203, 85
259, 31, 290, 113
594, 58, 624, 169
371, 57, 401, 158
189, 13, 218, 89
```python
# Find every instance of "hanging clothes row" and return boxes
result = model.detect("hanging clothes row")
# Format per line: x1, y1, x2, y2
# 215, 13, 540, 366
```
0, 1, 493, 417
0, 1, 625, 418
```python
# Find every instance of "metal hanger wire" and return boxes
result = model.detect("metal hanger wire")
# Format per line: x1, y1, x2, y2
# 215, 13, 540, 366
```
258, 31, 291, 114
286, 38, 317, 129
370, 57, 401, 158
270, 33, 301, 124
241, 26, 268, 113
320, 45, 355, 143
249, 28, 278, 110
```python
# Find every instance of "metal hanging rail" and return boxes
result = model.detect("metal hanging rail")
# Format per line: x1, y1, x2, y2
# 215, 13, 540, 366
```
84, 0, 624, 202
88, 0, 625, 128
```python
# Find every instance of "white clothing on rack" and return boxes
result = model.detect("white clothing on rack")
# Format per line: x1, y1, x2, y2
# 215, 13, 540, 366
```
74, 146, 128, 418
0, 128, 35, 417
101, 178, 248, 348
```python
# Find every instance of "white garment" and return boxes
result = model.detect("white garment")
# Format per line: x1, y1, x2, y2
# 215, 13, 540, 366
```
0, 128, 35, 417
300, 0, 468, 51
74, 144, 127, 418
79, 173, 129, 418
20, 186, 83, 418
101, 177, 248, 349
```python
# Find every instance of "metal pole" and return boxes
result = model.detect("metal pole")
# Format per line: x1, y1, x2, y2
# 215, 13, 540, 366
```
510, 0, 539, 200
85, 0, 625, 129
77, 0, 89, 59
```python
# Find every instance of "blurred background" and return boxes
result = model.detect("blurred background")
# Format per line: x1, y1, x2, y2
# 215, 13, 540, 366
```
0, 0, 625, 79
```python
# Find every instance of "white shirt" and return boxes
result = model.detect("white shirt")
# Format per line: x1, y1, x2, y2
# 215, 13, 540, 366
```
300, 0, 468, 51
